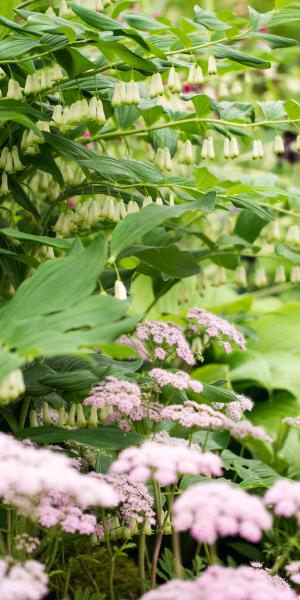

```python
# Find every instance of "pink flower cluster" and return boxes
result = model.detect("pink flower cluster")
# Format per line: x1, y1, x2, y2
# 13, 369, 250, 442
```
285, 562, 300, 585
213, 394, 253, 421
0, 558, 48, 600
140, 566, 297, 600
15, 534, 40, 555
110, 433, 222, 485
84, 376, 142, 418
173, 481, 272, 543
265, 480, 300, 522
37, 491, 97, 535
149, 368, 203, 393
92, 472, 155, 526
0, 433, 118, 517
136, 320, 195, 365
188, 307, 246, 353
158, 401, 272, 444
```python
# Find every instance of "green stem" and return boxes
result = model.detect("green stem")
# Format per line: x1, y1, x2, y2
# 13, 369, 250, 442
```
19, 396, 31, 430
151, 480, 164, 589
167, 486, 183, 579
138, 532, 146, 594
271, 536, 298, 575
101, 509, 115, 600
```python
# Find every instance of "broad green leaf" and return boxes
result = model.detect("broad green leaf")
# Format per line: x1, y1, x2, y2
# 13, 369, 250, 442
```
234, 210, 266, 243
0, 346, 23, 384
54, 47, 94, 78
0, 228, 73, 250
0, 233, 107, 322
135, 245, 200, 278
0, 36, 39, 60
110, 194, 216, 259
98, 40, 157, 74
17, 425, 143, 450
257, 100, 286, 121
214, 44, 271, 69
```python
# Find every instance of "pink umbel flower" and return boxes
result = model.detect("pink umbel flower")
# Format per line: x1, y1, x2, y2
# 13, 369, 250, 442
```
188, 307, 246, 353
136, 320, 195, 365
0, 558, 48, 600
194, 565, 297, 600
213, 394, 253, 421
0, 433, 118, 516
285, 562, 300, 585
92, 473, 155, 532
140, 567, 296, 600
110, 433, 222, 485
173, 481, 272, 543
37, 491, 97, 535
140, 579, 198, 599
149, 368, 203, 393
265, 479, 300, 522
84, 376, 142, 418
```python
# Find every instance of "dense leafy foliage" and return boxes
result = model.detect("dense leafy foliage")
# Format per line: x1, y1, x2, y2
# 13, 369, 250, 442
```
0, 0, 300, 598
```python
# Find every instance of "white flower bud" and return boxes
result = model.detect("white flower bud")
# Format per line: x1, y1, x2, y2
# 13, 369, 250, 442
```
169, 192, 174, 206
112, 81, 126, 108
24, 75, 33, 95
4, 152, 14, 174
178, 139, 193, 164
194, 65, 204, 84
11, 146, 24, 172
254, 267, 267, 288
274, 265, 286, 284
89, 405, 98, 428
59, 0, 73, 18
118, 199, 127, 219
267, 221, 281, 242
229, 137, 239, 158
88, 200, 101, 225
0, 147, 9, 169
57, 407, 66, 428
201, 138, 208, 159
232, 80, 242, 95
167, 66, 181, 93
234, 265, 247, 287
291, 265, 300, 284
127, 200, 139, 214
188, 64, 196, 84
108, 196, 115, 221
52, 64, 64, 81
155, 197, 163, 205
252, 140, 260, 160
127, 81, 140, 105
142, 195, 153, 208
296, 135, 300, 152
76, 404, 86, 427
213, 267, 227, 286
223, 137, 231, 159
273, 135, 284, 155
7, 79, 22, 100
163, 147, 172, 170
0, 173, 9, 195
286, 225, 300, 245
29, 410, 38, 428
207, 136, 215, 160
0, 369, 25, 404
114, 279, 127, 300
42, 401, 51, 425
52, 105, 64, 125
67, 403, 76, 427
208, 56, 217, 75
149, 73, 164, 98
219, 81, 229, 97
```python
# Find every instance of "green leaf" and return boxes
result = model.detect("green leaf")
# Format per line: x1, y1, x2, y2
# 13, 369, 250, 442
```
234, 210, 266, 243
214, 44, 271, 69
135, 245, 200, 278
54, 47, 94, 78
79, 156, 163, 184
98, 40, 157, 74
110, 194, 216, 259
0, 36, 39, 60
0, 228, 73, 250
194, 7, 231, 31
257, 100, 286, 121
17, 425, 143, 450
9, 176, 40, 221
0, 346, 23, 384
0, 233, 107, 322
248, 6, 272, 31
275, 243, 300, 264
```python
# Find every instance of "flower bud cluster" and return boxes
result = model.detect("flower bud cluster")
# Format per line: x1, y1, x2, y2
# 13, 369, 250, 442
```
223, 136, 239, 159
24, 65, 64, 95
21, 121, 50, 156
0, 146, 24, 173
52, 97, 105, 131
149, 73, 164, 98
6, 79, 22, 100
167, 66, 182, 93
112, 81, 140, 107
188, 64, 204, 85
154, 147, 172, 170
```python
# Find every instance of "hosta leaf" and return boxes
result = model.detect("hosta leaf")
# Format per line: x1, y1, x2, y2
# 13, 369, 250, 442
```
17, 425, 143, 450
